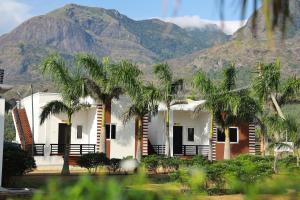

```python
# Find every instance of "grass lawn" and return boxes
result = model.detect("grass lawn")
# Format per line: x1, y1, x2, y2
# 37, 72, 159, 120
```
7, 174, 296, 200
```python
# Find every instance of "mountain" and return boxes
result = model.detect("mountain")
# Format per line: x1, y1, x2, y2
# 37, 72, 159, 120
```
169, 0, 300, 82
0, 4, 228, 84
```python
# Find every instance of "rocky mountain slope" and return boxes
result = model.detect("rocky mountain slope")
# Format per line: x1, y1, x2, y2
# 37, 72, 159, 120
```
0, 4, 228, 84
169, 0, 300, 81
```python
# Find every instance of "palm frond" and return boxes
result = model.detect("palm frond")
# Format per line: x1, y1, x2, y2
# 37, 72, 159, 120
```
192, 70, 215, 95
76, 53, 104, 81
280, 76, 300, 105
41, 53, 71, 88
153, 63, 172, 83
222, 64, 237, 91
40, 101, 69, 125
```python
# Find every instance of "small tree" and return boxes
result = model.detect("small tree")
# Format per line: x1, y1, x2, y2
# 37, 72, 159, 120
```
193, 65, 260, 159
40, 54, 88, 175
153, 63, 183, 157
252, 60, 300, 156
123, 83, 159, 162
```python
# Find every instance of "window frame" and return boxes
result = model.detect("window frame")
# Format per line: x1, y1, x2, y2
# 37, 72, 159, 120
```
105, 123, 116, 140
187, 127, 195, 142
216, 127, 239, 144
76, 125, 83, 139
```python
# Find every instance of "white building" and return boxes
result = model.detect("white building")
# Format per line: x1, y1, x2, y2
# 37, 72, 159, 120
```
12, 92, 213, 168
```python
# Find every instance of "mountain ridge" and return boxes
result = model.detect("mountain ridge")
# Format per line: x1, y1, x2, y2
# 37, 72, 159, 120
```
0, 3, 228, 84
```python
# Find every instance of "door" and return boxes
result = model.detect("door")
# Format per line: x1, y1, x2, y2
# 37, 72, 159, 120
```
58, 123, 68, 153
173, 126, 183, 155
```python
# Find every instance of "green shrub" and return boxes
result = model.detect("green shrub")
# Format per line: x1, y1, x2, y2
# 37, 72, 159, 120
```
109, 158, 121, 173
142, 155, 163, 172
2, 142, 36, 186
161, 157, 182, 170
77, 153, 109, 173
184, 155, 209, 167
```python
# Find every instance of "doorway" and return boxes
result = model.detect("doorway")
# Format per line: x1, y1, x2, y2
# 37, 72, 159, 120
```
173, 126, 183, 155
58, 123, 69, 153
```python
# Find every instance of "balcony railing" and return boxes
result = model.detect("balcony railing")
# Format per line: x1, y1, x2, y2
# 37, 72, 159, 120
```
33, 144, 45, 156
151, 145, 209, 156
177, 145, 209, 156
50, 144, 96, 156
152, 145, 166, 155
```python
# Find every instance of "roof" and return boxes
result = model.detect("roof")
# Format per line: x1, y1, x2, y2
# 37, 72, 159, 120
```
158, 99, 206, 111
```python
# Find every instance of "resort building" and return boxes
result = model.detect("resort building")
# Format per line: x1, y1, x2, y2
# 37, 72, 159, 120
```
12, 92, 257, 168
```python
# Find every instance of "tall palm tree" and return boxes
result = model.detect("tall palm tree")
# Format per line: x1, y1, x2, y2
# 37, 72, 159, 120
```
252, 60, 300, 155
193, 65, 260, 160
153, 63, 183, 157
76, 54, 124, 153
123, 84, 159, 162
77, 54, 142, 153
40, 54, 88, 175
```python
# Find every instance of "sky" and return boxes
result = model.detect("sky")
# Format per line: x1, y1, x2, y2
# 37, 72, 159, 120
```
0, 0, 259, 35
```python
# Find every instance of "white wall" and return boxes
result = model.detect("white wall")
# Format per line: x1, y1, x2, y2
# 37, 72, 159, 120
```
0, 98, 5, 186
109, 96, 136, 159
148, 112, 166, 145
20, 93, 99, 166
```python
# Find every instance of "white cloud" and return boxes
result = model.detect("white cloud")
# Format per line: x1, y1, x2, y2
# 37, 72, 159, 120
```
161, 16, 247, 35
0, 0, 32, 36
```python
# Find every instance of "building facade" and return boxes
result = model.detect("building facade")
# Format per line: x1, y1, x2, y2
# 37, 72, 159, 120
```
13, 92, 256, 168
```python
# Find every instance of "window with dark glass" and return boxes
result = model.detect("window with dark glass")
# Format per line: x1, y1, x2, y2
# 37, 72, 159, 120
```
106, 124, 110, 139
217, 127, 238, 143
188, 128, 194, 141
77, 125, 82, 139
111, 124, 116, 139
106, 124, 116, 139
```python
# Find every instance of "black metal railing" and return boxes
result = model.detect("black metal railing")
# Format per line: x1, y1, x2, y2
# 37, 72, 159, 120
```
33, 144, 45, 156
177, 145, 209, 156
50, 144, 96, 156
152, 145, 209, 156
152, 145, 166, 155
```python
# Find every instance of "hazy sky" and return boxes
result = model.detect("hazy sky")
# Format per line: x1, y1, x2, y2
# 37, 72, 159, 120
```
0, 0, 259, 35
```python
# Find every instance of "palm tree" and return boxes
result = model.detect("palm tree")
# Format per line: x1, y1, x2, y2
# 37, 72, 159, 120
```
193, 65, 260, 160
252, 60, 300, 155
123, 84, 159, 162
40, 54, 88, 175
153, 63, 183, 157
76, 54, 124, 153
264, 115, 298, 172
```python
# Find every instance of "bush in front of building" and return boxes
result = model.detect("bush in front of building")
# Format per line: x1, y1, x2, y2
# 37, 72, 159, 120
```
2, 142, 36, 186
77, 152, 109, 173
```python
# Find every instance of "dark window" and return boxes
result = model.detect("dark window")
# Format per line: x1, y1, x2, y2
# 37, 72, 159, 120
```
106, 124, 116, 139
217, 127, 238, 143
106, 124, 110, 139
77, 125, 82, 139
111, 124, 116, 139
188, 128, 194, 141
217, 129, 225, 142
229, 128, 238, 143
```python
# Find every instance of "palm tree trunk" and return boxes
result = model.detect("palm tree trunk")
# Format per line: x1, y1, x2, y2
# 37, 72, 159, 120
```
296, 149, 300, 167
61, 122, 71, 175
136, 118, 143, 162
273, 151, 278, 173
261, 129, 266, 156
165, 107, 171, 157
224, 128, 231, 160
100, 103, 106, 153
